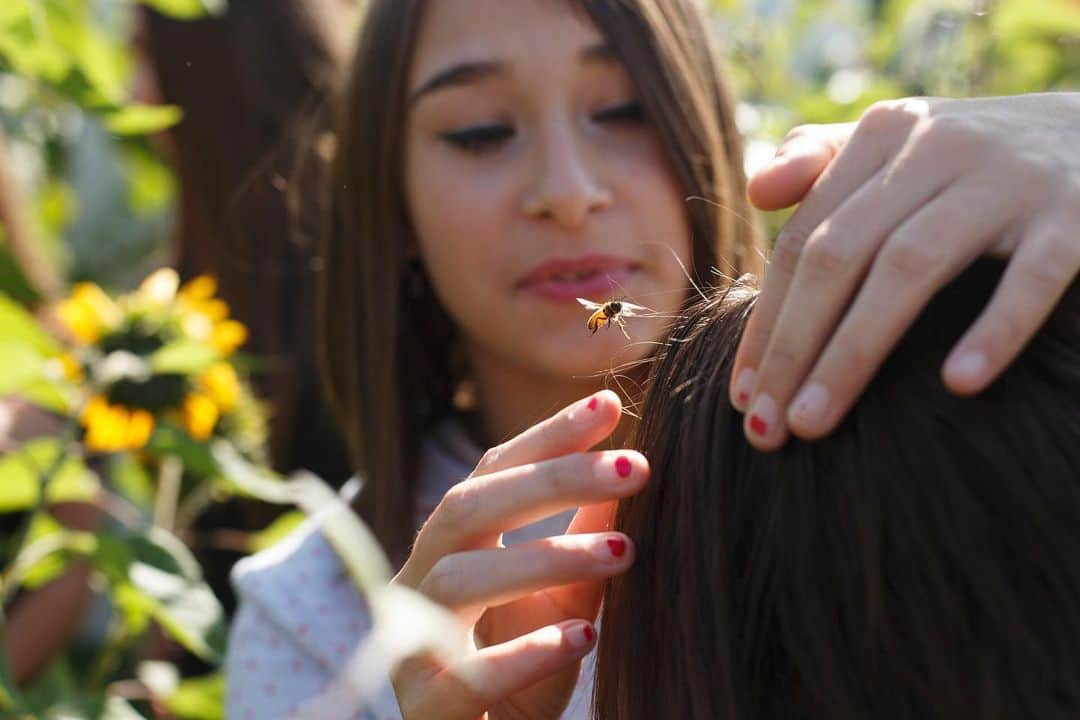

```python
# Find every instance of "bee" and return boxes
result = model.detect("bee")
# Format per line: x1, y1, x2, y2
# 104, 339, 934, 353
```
577, 297, 649, 340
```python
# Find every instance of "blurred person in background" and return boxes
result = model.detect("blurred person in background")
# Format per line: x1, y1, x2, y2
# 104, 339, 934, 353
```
133, 0, 355, 497
132, 0, 356, 618
2, 0, 356, 688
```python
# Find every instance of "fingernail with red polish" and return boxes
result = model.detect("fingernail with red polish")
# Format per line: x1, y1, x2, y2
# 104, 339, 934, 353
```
606, 537, 627, 558
732, 368, 756, 410
570, 622, 596, 648
747, 394, 777, 437
614, 456, 633, 478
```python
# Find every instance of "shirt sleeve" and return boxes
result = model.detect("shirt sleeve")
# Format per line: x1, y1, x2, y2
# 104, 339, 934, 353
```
226, 517, 404, 720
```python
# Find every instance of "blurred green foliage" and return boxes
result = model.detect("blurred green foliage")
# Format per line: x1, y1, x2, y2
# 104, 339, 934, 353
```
0, 0, 223, 297
710, 0, 1079, 236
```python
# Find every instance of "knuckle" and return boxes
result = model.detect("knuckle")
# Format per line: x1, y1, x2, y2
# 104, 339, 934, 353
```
983, 305, 1028, 348
542, 453, 584, 497
762, 342, 801, 376
859, 99, 912, 135
769, 229, 809, 275
422, 556, 465, 604
473, 445, 503, 475
1016, 252, 1071, 298
827, 331, 875, 382
781, 123, 819, 144
801, 232, 853, 277
920, 114, 969, 142
437, 481, 481, 531
880, 234, 942, 284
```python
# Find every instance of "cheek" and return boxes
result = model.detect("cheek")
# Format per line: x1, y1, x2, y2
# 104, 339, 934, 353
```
617, 143, 694, 277
404, 144, 513, 331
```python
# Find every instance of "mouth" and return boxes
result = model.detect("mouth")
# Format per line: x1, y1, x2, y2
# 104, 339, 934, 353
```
518, 254, 639, 302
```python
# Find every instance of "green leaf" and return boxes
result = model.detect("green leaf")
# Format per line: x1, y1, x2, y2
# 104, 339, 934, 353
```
0, 26, 72, 85
43, 0, 129, 107
135, 0, 224, 20
108, 453, 156, 510
0, 237, 41, 306
121, 144, 176, 215
102, 528, 227, 664
111, 581, 153, 638
104, 104, 183, 136
247, 510, 306, 552
147, 424, 221, 478
0, 342, 48, 396
0, 438, 97, 513
0, 340, 70, 413
166, 673, 225, 720
18, 513, 67, 589
19, 656, 85, 717
150, 339, 217, 375
0, 292, 60, 355
0, 0, 31, 28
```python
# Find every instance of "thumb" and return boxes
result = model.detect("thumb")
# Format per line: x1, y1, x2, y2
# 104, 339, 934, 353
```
746, 122, 856, 211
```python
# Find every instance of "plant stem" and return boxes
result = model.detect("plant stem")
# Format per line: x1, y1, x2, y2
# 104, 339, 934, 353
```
152, 456, 183, 532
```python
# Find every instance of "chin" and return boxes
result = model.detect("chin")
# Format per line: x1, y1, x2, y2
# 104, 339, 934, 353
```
535, 325, 660, 382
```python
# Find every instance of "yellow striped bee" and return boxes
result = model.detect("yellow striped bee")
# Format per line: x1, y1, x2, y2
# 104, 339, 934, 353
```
577, 298, 648, 340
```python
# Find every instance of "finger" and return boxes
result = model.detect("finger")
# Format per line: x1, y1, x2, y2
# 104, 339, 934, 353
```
470, 390, 622, 478
746, 121, 857, 211
564, 498, 617, 536
943, 218, 1080, 395
745, 161, 953, 449
730, 105, 917, 413
541, 501, 620, 622
405, 450, 648, 578
784, 178, 1023, 438
419, 533, 634, 613
404, 620, 596, 720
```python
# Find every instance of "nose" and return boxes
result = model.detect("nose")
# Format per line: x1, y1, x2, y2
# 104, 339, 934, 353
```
522, 123, 613, 229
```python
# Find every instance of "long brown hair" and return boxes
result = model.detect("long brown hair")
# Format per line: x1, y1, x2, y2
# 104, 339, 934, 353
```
141, 0, 352, 482
320, 0, 763, 558
596, 261, 1080, 718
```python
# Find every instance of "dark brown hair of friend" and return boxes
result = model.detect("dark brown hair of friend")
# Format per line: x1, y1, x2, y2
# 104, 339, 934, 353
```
319, 0, 763, 561
139, 0, 352, 484
595, 259, 1080, 719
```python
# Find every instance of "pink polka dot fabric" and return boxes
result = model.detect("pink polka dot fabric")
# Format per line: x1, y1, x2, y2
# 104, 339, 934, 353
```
227, 516, 402, 719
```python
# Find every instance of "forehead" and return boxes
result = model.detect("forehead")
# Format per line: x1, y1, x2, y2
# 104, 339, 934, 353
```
409, 0, 604, 86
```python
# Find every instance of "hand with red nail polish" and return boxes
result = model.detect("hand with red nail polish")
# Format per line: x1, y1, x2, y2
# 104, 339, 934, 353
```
391, 390, 648, 719
733, 93, 1080, 451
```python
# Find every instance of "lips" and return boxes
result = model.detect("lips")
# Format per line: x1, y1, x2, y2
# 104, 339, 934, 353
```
519, 254, 638, 302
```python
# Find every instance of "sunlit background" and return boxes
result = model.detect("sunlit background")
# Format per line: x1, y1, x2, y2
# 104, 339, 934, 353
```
0, 0, 1076, 717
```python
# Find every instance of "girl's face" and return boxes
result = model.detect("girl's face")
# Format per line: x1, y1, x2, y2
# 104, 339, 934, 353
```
404, 0, 692, 385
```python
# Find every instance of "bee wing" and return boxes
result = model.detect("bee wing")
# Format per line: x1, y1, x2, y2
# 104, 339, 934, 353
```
618, 301, 651, 317
577, 297, 604, 311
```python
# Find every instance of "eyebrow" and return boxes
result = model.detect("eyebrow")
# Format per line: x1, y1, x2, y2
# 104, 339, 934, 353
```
408, 41, 619, 107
